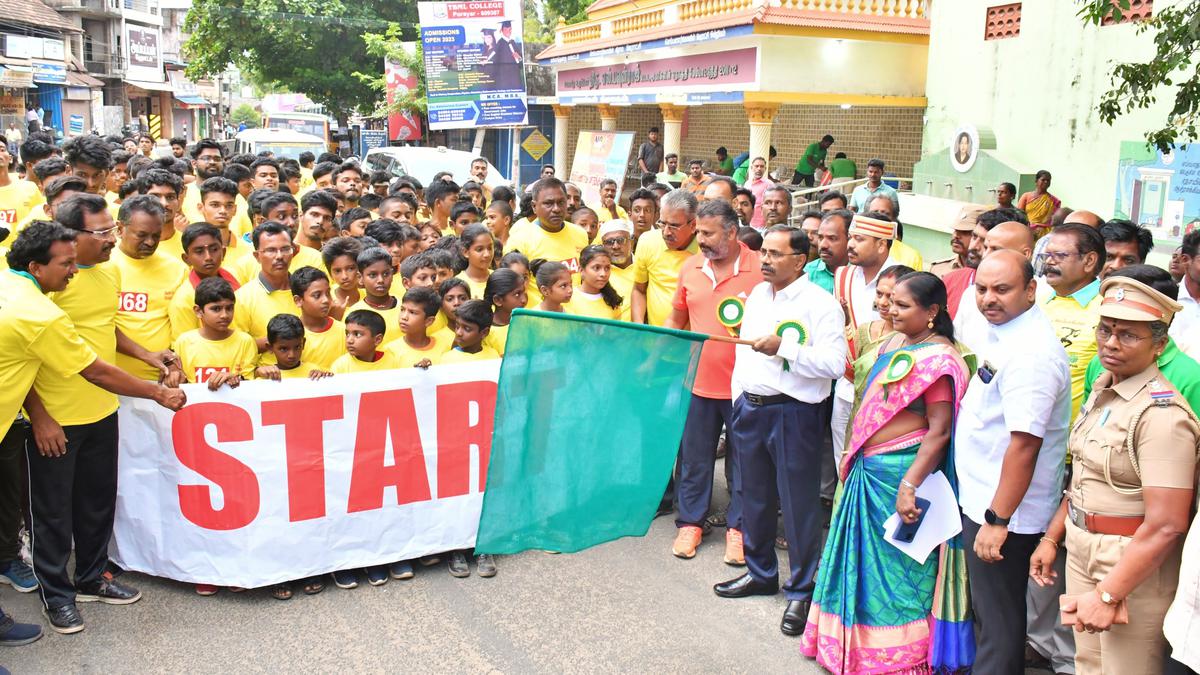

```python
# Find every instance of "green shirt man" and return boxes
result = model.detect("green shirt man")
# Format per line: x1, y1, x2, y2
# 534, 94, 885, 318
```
829, 154, 857, 180
793, 134, 834, 187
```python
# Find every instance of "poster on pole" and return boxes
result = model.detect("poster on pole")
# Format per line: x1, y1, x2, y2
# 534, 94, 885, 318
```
418, 0, 528, 130
568, 131, 636, 207
385, 52, 423, 141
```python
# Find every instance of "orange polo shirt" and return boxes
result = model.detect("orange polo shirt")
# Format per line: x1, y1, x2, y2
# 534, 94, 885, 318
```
671, 242, 763, 399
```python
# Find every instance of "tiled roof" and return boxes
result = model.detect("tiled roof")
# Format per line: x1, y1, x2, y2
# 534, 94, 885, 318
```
0, 0, 81, 33
757, 7, 929, 35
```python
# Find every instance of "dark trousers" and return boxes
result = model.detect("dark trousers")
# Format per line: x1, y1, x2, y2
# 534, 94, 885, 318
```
792, 171, 815, 187
675, 394, 739, 530
0, 424, 26, 562
817, 395, 836, 501
732, 394, 823, 600
1166, 659, 1199, 675
26, 413, 119, 610
962, 515, 1043, 675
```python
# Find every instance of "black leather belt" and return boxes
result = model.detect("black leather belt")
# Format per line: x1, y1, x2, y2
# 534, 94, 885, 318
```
743, 393, 793, 407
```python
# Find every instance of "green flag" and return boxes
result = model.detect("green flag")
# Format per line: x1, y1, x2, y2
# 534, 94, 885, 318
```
475, 309, 705, 554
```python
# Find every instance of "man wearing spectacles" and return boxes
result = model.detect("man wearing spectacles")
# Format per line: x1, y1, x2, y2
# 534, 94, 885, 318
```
598, 220, 636, 305
182, 139, 227, 224
955, 249, 1072, 674
234, 220, 300, 351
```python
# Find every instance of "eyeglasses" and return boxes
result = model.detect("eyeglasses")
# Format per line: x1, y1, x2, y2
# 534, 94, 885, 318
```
82, 224, 119, 238
1034, 251, 1081, 265
1096, 324, 1153, 348
602, 236, 629, 247
760, 249, 804, 261
258, 246, 294, 257
195, 155, 224, 163
658, 220, 690, 231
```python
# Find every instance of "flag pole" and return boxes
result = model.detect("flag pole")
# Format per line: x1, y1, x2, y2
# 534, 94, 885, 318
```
705, 334, 757, 346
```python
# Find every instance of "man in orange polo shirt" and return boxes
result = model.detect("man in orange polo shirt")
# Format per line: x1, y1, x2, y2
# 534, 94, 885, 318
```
665, 199, 763, 565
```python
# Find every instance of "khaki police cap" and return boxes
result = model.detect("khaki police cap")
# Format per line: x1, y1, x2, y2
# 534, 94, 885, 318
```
1098, 276, 1184, 324
952, 203, 990, 232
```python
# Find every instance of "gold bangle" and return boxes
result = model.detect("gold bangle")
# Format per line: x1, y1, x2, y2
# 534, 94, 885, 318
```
900, 479, 919, 491
1039, 536, 1058, 547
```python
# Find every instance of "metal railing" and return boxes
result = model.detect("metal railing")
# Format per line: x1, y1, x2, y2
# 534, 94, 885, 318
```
784, 175, 914, 212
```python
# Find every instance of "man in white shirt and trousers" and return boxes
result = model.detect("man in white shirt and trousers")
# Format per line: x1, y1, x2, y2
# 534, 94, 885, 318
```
955, 250, 1071, 673
712, 224, 846, 638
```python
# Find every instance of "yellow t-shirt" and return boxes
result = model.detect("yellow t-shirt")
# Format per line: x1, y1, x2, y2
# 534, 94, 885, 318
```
566, 289, 627, 321
234, 276, 300, 340
891, 239, 924, 272
110, 248, 189, 380
456, 270, 490, 300
610, 262, 636, 301
483, 322, 509, 356
174, 329, 259, 384
440, 345, 501, 363
633, 229, 699, 326
303, 318, 346, 369
386, 332, 452, 367
346, 298, 402, 347
157, 230, 185, 263
0, 179, 43, 245
34, 264, 121, 426
1042, 280, 1102, 420
331, 350, 401, 373
503, 219, 589, 306
0, 271, 97, 439
588, 202, 628, 222
278, 361, 322, 379
181, 182, 203, 224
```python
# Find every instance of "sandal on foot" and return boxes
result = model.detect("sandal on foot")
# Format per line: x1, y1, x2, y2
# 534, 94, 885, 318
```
271, 583, 293, 600
303, 577, 325, 595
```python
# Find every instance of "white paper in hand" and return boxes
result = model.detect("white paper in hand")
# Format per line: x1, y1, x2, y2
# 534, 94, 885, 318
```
881, 470, 962, 564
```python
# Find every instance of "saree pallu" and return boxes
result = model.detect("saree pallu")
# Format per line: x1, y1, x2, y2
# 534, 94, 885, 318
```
1023, 192, 1060, 227
801, 343, 973, 674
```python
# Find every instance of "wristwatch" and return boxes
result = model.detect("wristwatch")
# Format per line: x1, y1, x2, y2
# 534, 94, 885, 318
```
1097, 588, 1118, 605
984, 508, 1010, 526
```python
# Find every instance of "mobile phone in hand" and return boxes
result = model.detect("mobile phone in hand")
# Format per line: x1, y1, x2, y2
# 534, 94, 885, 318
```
892, 497, 931, 543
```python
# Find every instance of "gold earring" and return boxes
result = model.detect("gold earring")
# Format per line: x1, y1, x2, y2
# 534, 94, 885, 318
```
927, 318, 934, 329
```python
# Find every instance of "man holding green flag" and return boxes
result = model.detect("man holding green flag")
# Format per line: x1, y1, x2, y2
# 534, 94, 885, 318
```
712, 224, 846, 638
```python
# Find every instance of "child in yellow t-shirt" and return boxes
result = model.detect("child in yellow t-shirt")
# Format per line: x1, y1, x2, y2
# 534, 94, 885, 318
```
330, 310, 401, 374
435, 278, 469, 345
442, 300, 501, 363
481, 268, 527, 357
532, 260, 573, 313
566, 245, 627, 320
387, 287, 452, 368
253, 314, 332, 381
456, 223, 493, 298
173, 277, 258, 391
321, 236, 363, 321
345, 247, 401, 347
291, 266, 346, 370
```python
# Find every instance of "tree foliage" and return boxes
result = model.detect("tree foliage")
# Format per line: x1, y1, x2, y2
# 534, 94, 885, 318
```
183, 0, 418, 124
356, 23, 426, 119
1079, 0, 1200, 151
230, 103, 260, 128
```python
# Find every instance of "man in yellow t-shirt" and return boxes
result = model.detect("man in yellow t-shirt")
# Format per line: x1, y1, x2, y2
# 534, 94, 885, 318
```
111, 195, 189, 380
136, 168, 187, 263
589, 178, 628, 222
5, 220, 185, 631
234, 221, 301, 349
0, 142, 41, 241
632, 189, 700, 326
1040, 225, 1104, 419
504, 178, 589, 305
180, 139, 228, 223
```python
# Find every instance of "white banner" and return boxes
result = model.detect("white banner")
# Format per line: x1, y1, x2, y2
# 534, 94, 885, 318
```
111, 363, 500, 588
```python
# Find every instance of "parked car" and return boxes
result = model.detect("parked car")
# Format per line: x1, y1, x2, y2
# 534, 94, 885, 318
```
363, 146, 505, 186
232, 128, 327, 162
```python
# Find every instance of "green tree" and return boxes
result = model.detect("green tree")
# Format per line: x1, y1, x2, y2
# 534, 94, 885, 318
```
183, 0, 419, 125
1080, 0, 1200, 151
230, 103, 260, 129
356, 23, 426, 119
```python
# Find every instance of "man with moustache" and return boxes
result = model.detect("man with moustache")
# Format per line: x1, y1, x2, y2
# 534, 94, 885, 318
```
665, 199, 762, 564
761, 185, 792, 230
929, 204, 988, 278
632, 189, 700, 326
332, 162, 364, 210
954, 221, 1039, 351
803, 209, 851, 295
182, 139, 227, 223
943, 207, 1028, 320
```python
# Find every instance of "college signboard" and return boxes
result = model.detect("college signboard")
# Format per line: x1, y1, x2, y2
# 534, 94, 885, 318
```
418, 0, 528, 130
569, 131, 636, 207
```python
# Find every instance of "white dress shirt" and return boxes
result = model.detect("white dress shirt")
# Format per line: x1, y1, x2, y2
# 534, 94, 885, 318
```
955, 304, 1071, 534
731, 275, 847, 404
843, 256, 899, 329
954, 273, 1053, 354
1170, 278, 1200, 359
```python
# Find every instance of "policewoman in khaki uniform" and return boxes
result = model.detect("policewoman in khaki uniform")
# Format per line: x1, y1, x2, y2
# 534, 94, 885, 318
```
1030, 276, 1199, 675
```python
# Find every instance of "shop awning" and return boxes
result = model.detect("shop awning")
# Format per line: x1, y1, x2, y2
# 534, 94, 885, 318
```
67, 70, 104, 88
174, 94, 211, 108
124, 78, 174, 93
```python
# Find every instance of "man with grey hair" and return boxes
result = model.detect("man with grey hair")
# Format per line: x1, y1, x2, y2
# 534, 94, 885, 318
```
632, 188, 700, 326
664, 199, 763, 563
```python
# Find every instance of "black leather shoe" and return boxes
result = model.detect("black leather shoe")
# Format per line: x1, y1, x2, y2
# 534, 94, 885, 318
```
44, 604, 84, 635
76, 576, 141, 605
781, 599, 810, 636
713, 573, 778, 598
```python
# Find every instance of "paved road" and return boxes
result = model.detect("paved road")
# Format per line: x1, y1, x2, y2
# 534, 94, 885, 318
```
2, 495, 820, 673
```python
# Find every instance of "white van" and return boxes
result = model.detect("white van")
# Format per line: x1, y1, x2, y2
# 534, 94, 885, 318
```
233, 128, 327, 162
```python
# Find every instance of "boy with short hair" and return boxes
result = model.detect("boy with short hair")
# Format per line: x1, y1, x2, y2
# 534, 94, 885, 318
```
450, 200, 482, 236
399, 251, 438, 290
441, 300, 500, 363
254, 314, 332, 380
322, 236, 363, 320
330, 310, 401, 373
290, 266, 346, 369
424, 248, 458, 286
386, 287, 452, 368
169, 223, 242, 340
345, 247, 401, 347
173, 277, 258, 391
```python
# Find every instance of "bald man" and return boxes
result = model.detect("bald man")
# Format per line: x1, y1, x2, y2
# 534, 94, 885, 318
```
983, 221, 1036, 260
957, 222, 1044, 351
1064, 210, 1103, 228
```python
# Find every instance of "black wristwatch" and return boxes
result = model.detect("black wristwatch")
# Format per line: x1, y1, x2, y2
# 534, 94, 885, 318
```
984, 508, 1010, 526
